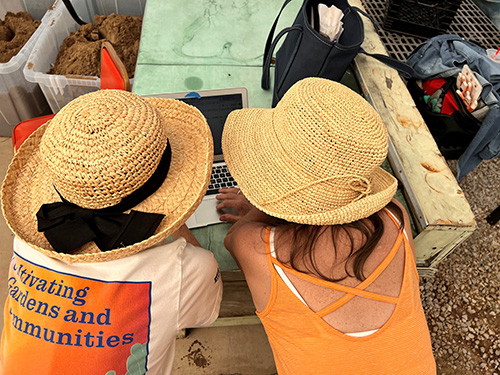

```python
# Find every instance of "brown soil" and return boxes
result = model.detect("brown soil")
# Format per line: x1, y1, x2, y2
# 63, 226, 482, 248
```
48, 14, 142, 78
0, 12, 40, 64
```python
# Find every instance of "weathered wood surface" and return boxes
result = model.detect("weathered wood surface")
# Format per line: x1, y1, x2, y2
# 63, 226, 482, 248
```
413, 228, 475, 267
218, 276, 256, 319
350, 0, 475, 233
211, 272, 260, 327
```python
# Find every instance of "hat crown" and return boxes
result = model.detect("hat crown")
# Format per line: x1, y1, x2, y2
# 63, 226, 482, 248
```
273, 78, 388, 181
221, 77, 397, 226
40, 90, 169, 209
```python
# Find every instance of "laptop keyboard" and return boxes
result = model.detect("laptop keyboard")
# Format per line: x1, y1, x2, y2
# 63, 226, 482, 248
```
207, 164, 237, 195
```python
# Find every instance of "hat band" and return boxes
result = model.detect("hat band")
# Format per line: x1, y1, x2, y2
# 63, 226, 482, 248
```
92, 140, 172, 214
260, 174, 372, 207
36, 141, 172, 253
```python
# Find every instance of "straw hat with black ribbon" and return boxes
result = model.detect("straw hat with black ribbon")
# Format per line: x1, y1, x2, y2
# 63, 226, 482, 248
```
1, 89, 213, 263
222, 77, 397, 225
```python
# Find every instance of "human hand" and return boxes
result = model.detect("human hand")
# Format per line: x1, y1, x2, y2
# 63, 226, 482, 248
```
216, 188, 254, 223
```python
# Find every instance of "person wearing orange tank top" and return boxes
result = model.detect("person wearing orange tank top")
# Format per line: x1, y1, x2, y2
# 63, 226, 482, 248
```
217, 78, 436, 374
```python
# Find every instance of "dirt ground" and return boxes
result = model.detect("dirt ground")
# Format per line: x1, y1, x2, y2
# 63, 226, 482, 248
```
0, 12, 40, 63
48, 14, 142, 78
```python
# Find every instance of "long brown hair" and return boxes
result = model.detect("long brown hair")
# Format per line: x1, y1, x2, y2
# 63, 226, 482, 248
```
273, 201, 405, 282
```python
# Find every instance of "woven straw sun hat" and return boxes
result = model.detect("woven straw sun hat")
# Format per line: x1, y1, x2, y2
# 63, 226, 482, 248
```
1, 89, 213, 263
222, 77, 397, 225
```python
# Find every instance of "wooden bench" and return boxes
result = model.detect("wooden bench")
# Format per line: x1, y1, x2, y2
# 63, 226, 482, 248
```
350, 0, 475, 276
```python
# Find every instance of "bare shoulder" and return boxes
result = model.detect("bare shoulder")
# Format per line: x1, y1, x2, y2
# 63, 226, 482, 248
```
226, 221, 267, 257
224, 221, 271, 283
225, 221, 273, 312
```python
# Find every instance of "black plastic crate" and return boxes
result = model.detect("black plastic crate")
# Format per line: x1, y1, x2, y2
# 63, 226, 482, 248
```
383, 0, 463, 38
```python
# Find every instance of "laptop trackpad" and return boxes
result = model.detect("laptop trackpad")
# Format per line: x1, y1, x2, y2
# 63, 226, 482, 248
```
185, 195, 238, 229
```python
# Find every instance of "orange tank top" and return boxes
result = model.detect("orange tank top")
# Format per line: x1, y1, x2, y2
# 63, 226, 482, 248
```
256, 210, 436, 375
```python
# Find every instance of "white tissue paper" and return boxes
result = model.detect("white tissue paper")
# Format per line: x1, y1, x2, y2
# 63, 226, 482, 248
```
318, 3, 344, 42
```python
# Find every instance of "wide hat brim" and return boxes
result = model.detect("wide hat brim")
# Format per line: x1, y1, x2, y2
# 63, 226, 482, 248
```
222, 108, 398, 225
1, 97, 213, 263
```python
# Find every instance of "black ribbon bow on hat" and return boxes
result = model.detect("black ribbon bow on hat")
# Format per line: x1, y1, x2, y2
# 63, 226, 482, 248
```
37, 204, 164, 253
37, 141, 172, 254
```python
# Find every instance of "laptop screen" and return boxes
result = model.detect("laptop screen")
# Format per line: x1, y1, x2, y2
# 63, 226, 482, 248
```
177, 94, 244, 158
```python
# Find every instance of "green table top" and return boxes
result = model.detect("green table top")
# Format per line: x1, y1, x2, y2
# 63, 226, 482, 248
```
134, 64, 274, 108
134, 0, 302, 109
137, 0, 301, 67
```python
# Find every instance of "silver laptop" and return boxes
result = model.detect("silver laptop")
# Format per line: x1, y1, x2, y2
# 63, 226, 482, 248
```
148, 88, 248, 228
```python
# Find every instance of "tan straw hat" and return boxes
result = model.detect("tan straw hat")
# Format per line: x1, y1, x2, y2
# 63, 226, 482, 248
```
1, 89, 213, 262
222, 77, 397, 225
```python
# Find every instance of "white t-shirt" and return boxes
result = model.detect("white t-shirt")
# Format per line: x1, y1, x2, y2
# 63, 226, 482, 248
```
1, 236, 222, 375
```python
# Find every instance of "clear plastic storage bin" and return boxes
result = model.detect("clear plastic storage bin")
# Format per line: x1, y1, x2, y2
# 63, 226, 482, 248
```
23, 0, 145, 113
0, 0, 55, 136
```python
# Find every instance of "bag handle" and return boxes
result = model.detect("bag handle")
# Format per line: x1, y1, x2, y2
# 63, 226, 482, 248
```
262, 25, 302, 90
352, 7, 380, 34
359, 49, 415, 79
262, 0, 299, 90
62, 0, 87, 25
353, 7, 416, 79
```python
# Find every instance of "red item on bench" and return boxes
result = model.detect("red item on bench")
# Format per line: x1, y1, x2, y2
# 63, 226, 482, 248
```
422, 78, 446, 96
441, 90, 459, 115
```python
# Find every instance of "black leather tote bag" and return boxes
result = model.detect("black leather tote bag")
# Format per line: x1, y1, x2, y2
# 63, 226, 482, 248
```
262, 0, 363, 106
262, 0, 414, 107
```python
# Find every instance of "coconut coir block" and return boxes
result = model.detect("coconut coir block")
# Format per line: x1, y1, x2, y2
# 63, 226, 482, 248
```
0, 12, 40, 63
48, 13, 142, 78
